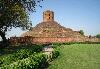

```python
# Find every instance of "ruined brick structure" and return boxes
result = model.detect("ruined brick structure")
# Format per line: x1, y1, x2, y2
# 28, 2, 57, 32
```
9, 10, 100, 44
43, 10, 54, 22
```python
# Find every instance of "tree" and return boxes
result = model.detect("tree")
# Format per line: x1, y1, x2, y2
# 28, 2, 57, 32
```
0, 0, 43, 47
79, 30, 84, 35
96, 34, 100, 38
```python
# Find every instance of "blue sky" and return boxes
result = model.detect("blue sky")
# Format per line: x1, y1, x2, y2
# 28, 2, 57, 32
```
6, 0, 100, 38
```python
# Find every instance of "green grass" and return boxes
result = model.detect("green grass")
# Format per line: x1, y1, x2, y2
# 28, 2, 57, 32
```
48, 44, 100, 69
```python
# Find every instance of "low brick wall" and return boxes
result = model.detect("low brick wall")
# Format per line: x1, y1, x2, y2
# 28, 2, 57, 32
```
9, 36, 100, 45
32, 37, 75, 43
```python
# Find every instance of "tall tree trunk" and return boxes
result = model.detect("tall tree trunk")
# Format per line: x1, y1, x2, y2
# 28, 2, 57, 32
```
0, 30, 7, 48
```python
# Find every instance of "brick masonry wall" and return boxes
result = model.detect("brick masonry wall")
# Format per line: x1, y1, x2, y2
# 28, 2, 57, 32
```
32, 37, 75, 43
9, 36, 100, 45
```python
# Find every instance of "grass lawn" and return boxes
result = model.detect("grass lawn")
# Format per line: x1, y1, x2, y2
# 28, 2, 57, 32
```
48, 44, 100, 69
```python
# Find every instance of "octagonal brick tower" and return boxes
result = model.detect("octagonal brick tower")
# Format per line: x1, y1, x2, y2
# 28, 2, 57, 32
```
43, 10, 54, 22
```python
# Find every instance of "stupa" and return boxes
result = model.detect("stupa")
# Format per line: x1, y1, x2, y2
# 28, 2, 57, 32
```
22, 10, 85, 40
10, 10, 100, 44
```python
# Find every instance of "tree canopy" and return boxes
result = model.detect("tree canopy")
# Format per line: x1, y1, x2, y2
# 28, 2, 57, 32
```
96, 34, 100, 38
0, 0, 43, 31
79, 30, 84, 35
0, 0, 43, 47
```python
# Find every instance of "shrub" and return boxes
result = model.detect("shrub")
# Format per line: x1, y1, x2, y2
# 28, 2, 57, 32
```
52, 43, 61, 46
0, 44, 44, 66
15, 49, 35, 59
0, 53, 47, 69
96, 34, 100, 38
52, 48, 60, 60
52, 49, 60, 59
0, 54, 17, 66
0, 49, 36, 66
21, 44, 43, 52
31, 45, 43, 52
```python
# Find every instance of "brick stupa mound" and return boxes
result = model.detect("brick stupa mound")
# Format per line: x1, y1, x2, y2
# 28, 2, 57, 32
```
22, 21, 83, 38
21, 10, 85, 42
9, 10, 100, 44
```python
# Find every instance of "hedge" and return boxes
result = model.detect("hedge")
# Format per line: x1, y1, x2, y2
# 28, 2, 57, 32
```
0, 53, 47, 69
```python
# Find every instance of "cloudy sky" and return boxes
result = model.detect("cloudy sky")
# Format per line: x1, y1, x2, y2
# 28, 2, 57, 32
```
6, 0, 100, 38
